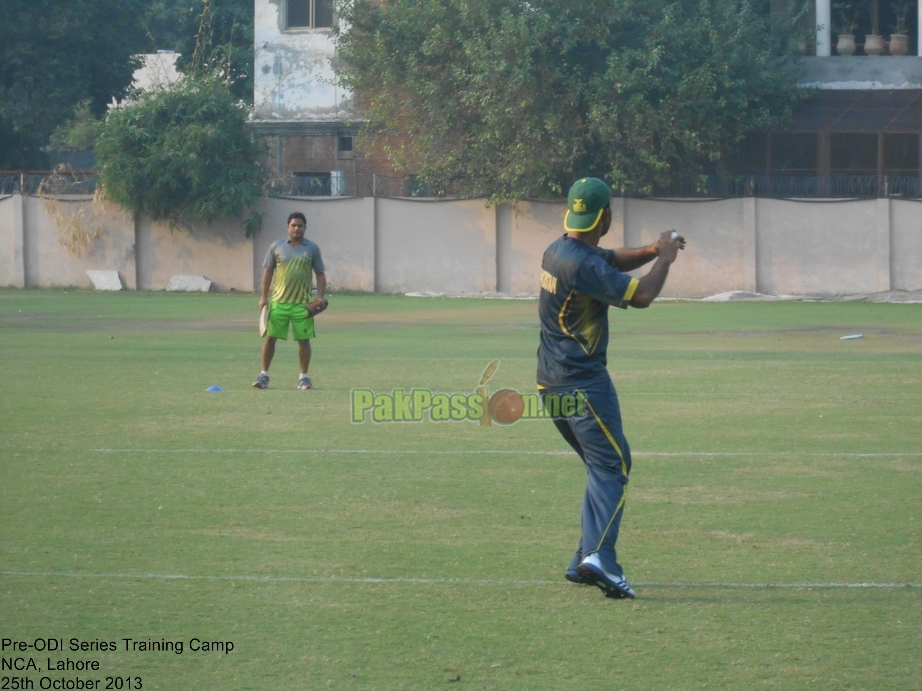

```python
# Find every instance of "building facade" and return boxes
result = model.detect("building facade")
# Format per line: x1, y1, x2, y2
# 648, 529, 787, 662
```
253, 0, 922, 199
727, 0, 922, 197
252, 0, 408, 197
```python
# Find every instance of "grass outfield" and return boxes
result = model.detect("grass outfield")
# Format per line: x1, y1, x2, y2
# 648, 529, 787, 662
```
1, 289, 920, 690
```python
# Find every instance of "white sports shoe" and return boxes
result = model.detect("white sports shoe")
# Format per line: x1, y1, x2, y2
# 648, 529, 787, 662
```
576, 553, 635, 599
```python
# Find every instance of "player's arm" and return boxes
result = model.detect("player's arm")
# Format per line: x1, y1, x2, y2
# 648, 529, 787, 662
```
314, 271, 326, 300
603, 230, 685, 273
609, 230, 685, 272
259, 267, 274, 309
609, 245, 658, 272
629, 231, 683, 308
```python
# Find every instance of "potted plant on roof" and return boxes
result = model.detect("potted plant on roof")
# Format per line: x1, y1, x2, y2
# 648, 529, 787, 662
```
889, 0, 911, 55
864, 0, 886, 55
834, 0, 859, 55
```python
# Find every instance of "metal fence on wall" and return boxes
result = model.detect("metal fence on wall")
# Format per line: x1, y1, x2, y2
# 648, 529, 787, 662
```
5, 171, 922, 200
0, 172, 97, 196
264, 173, 431, 198
646, 175, 922, 199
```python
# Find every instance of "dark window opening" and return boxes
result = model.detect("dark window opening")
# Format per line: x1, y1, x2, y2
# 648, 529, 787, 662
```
830, 133, 878, 176
883, 133, 919, 176
314, 0, 333, 28
287, 0, 333, 29
338, 135, 354, 153
771, 133, 817, 175
403, 176, 431, 198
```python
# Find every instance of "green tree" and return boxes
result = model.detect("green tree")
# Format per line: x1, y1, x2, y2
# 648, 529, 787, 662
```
0, 0, 148, 169
95, 75, 264, 235
335, 0, 804, 199
141, 0, 255, 102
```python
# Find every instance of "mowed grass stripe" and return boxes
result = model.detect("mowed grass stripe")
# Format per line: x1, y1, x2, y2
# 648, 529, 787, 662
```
89, 447, 922, 457
4, 570, 919, 589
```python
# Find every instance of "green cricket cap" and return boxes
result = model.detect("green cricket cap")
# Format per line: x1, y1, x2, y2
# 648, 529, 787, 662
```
564, 177, 612, 232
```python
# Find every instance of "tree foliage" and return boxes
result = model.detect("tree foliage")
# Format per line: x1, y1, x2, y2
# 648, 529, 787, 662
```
335, 0, 805, 199
141, 0, 254, 102
0, 0, 147, 168
95, 76, 264, 235
0, 0, 253, 169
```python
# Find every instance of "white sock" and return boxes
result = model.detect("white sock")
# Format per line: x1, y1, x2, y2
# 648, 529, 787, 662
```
299, 373, 308, 380
261, 370, 270, 377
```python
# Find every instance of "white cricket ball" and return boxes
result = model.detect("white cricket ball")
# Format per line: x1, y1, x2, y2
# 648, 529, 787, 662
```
670, 230, 679, 239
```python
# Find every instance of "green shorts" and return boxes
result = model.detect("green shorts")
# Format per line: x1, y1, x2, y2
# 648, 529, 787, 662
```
267, 301, 315, 340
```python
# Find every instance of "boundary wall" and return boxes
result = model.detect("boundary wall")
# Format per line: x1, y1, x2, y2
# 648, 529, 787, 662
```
1, 194, 920, 296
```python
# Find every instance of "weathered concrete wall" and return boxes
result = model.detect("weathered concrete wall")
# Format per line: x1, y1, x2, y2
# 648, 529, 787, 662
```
2, 193, 919, 297
253, 0, 347, 122
503, 200, 568, 295
375, 198, 497, 294
623, 198, 757, 298
0, 195, 25, 287
10, 196, 136, 289
755, 199, 888, 295
135, 215, 252, 292
890, 199, 922, 291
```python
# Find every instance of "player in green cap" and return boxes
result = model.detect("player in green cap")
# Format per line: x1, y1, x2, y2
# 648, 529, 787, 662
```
537, 177, 685, 599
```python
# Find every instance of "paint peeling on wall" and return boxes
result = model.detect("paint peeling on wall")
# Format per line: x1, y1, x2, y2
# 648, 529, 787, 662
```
253, 0, 352, 121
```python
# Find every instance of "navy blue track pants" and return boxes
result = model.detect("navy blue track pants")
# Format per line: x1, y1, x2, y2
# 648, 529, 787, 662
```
544, 377, 633, 577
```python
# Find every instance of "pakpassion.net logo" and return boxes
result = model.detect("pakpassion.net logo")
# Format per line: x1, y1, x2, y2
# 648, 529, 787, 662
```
351, 359, 587, 425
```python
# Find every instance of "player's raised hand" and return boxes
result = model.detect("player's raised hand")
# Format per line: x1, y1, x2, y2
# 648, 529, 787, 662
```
655, 230, 685, 262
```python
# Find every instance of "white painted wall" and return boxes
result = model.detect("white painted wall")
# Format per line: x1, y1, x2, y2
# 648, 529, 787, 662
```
887, 199, 922, 291
135, 214, 253, 292
505, 201, 568, 295
755, 199, 886, 295
0, 194, 25, 287
16, 196, 136, 289
2, 194, 919, 296
623, 198, 758, 297
375, 198, 497, 294
253, 0, 349, 121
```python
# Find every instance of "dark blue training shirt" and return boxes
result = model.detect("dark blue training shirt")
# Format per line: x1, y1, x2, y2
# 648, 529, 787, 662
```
537, 235, 639, 390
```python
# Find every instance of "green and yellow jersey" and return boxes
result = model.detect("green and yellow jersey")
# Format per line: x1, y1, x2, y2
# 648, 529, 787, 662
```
263, 238, 325, 305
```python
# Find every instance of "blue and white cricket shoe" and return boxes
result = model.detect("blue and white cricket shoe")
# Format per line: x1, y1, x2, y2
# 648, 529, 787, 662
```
576, 553, 635, 599
565, 567, 592, 585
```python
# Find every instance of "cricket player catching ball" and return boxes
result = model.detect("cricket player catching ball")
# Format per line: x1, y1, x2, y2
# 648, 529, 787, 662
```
253, 211, 328, 391
537, 177, 685, 599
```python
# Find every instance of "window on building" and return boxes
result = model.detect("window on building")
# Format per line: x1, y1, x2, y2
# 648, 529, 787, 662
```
293, 172, 331, 196
338, 135, 354, 153
287, 0, 333, 29
883, 133, 919, 176
830, 133, 878, 176
770, 133, 817, 176
403, 175, 431, 198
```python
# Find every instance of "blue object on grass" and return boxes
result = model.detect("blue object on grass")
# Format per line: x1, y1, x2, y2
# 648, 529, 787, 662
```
206, 385, 223, 392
